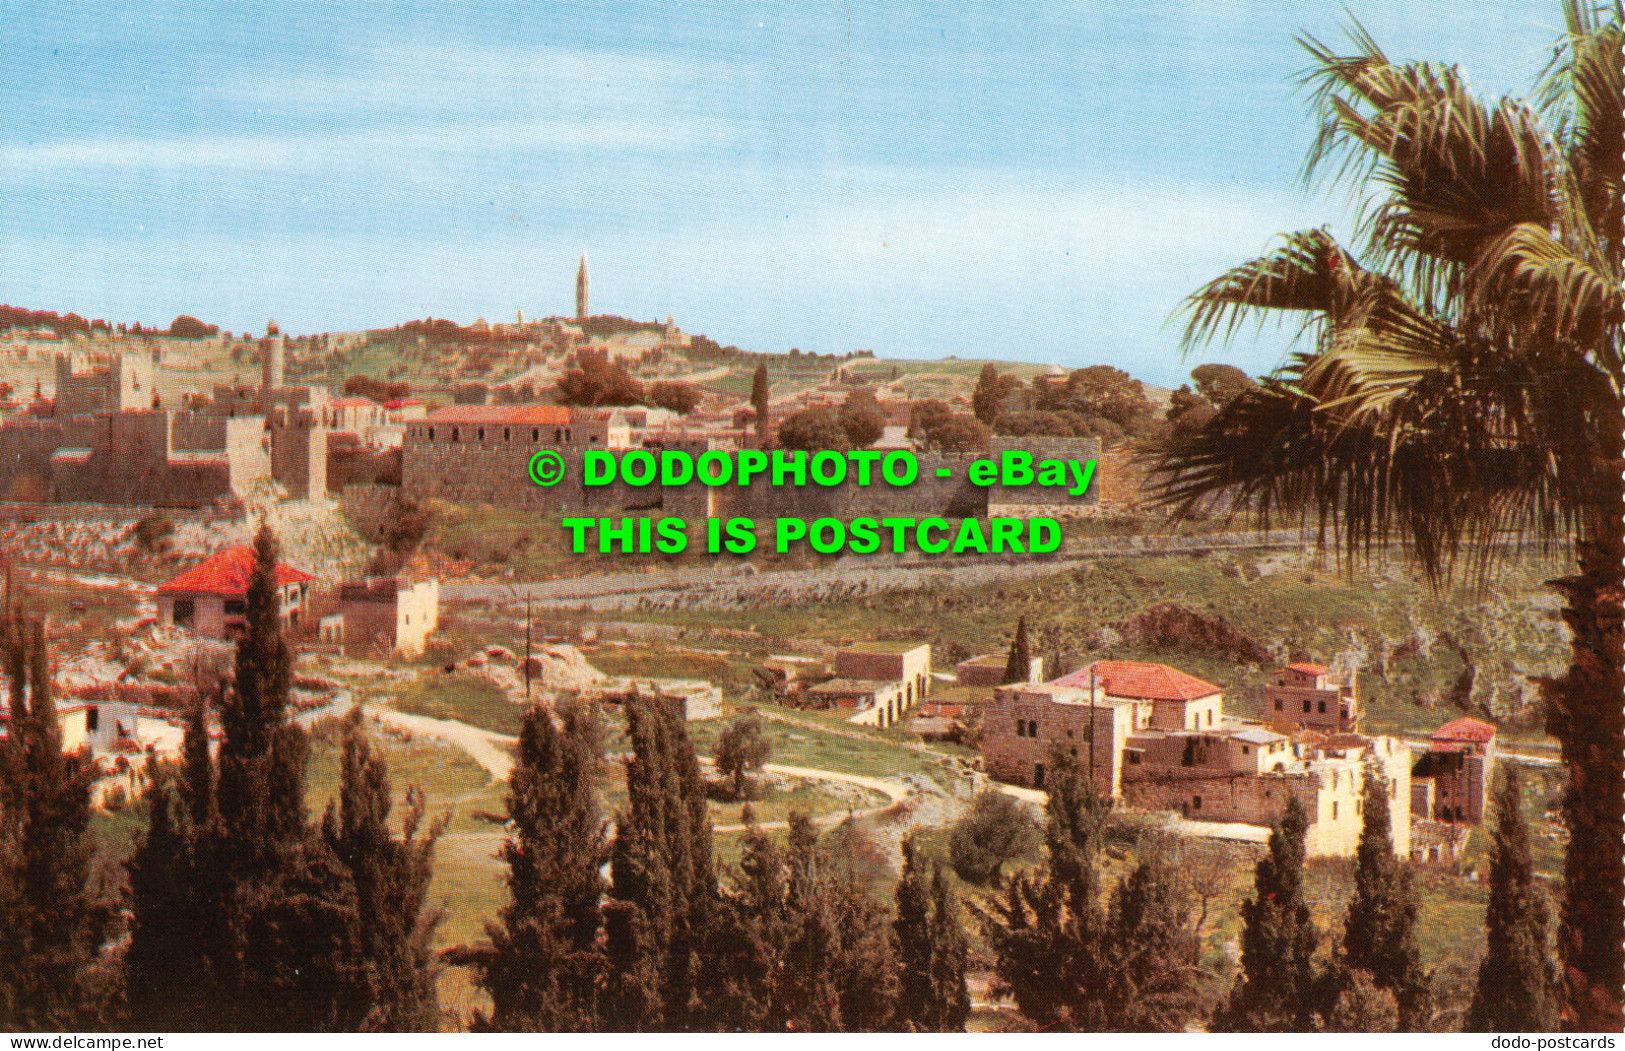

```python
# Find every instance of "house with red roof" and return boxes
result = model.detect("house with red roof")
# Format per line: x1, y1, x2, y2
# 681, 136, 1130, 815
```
1050, 659, 1225, 732
1412, 716, 1496, 824
155, 545, 315, 639
1261, 661, 1360, 734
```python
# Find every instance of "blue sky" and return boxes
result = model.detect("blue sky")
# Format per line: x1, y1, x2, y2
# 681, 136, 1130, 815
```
1, 0, 1568, 385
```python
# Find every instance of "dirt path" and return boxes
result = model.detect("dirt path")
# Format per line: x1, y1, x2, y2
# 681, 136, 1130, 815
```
354, 701, 915, 833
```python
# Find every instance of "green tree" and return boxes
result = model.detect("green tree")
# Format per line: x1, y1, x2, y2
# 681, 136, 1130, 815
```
464, 701, 607, 1031
907, 399, 953, 439
985, 750, 1111, 1030
1098, 841, 1203, 1031
556, 349, 645, 407
948, 790, 1039, 886
1466, 768, 1559, 1032
921, 414, 990, 453
603, 694, 717, 1030
972, 364, 1021, 424
0, 611, 111, 1029
1338, 769, 1429, 1030
1211, 796, 1319, 1032
714, 712, 771, 799
893, 837, 969, 1031
1147, 8, 1622, 1027
776, 408, 852, 452
1002, 616, 1033, 685
838, 389, 886, 448
323, 710, 445, 1032
649, 381, 700, 415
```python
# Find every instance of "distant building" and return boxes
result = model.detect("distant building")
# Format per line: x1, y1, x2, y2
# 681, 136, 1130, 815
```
981, 657, 1413, 858
337, 576, 439, 657
1050, 660, 1225, 732
576, 255, 590, 320
1411, 716, 1496, 823
957, 651, 1043, 688
156, 545, 315, 639
1261, 662, 1359, 734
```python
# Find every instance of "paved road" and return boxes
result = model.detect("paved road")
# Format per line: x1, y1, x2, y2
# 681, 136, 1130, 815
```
446, 528, 1321, 611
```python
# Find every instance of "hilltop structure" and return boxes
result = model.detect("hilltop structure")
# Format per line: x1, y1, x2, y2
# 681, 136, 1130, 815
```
576, 255, 589, 320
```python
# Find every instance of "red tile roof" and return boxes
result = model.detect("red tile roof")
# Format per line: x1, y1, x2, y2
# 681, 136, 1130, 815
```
327, 396, 378, 408
1050, 660, 1222, 702
426, 405, 571, 426
383, 399, 424, 409
158, 546, 314, 596
1286, 662, 1328, 675
1431, 717, 1496, 744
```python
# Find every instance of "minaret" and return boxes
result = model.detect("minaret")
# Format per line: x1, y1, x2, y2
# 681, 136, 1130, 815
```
575, 255, 589, 320
260, 319, 284, 392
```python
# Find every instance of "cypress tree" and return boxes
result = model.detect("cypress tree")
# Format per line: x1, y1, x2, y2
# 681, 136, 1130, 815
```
128, 528, 387, 1031
465, 701, 607, 1031
603, 694, 717, 1030
769, 813, 841, 1031
1211, 794, 1320, 1032
1339, 768, 1429, 1030
1099, 842, 1202, 1031
124, 764, 201, 1029
1002, 617, 1032, 685
985, 749, 1113, 1030
893, 836, 968, 1031
893, 835, 934, 1030
323, 709, 445, 1031
0, 611, 111, 1029
926, 865, 971, 1031
1466, 767, 1559, 1032
697, 822, 781, 1031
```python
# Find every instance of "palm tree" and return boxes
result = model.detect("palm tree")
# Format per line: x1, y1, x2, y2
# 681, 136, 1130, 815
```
1146, 2, 1622, 1031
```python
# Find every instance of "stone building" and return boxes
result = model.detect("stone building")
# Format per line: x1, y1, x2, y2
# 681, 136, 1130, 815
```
1411, 716, 1495, 823
1261, 662, 1359, 734
155, 545, 315, 639
1050, 660, 1225, 733
981, 680, 1136, 798
54, 350, 155, 415
337, 575, 439, 657
981, 658, 1413, 858
956, 651, 1044, 688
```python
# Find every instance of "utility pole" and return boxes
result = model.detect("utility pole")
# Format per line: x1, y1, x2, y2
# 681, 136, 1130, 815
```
1088, 663, 1097, 796
523, 594, 533, 702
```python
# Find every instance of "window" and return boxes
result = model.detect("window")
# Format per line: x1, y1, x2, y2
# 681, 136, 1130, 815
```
1127, 752, 1141, 765
1192, 795, 1202, 810
1028, 720, 1038, 738
478, 427, 485, 441
1318, 700, 1327, 714
1275, 699, 1283, 711
1033, 762, 1045, 788
1015, 720, 1025, 737
1303, 700, 1312, 713
533, 429, 540, 441
503, 427, 511, 441
403, 615, 410, 625
428, 426, 435, 441
451, 427, 460, 442
86, 706, 99, 732
1332, 801, 1339, 819
1242, 745, 1250, 754
224, 599, 246, 616
172, 598, 195, 628
1070, 747, 1077, 758
1207, 709, 1214, 726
